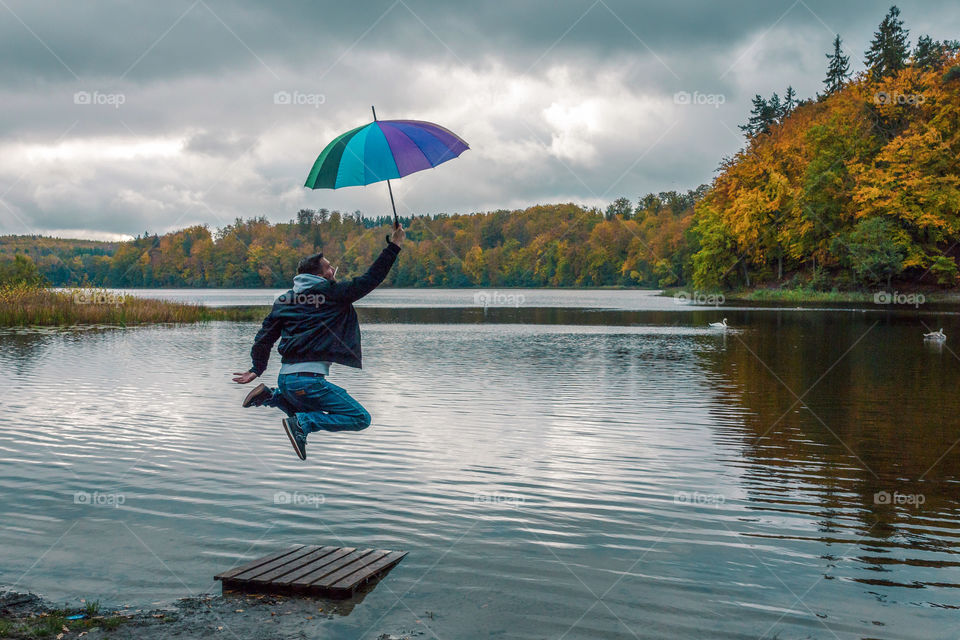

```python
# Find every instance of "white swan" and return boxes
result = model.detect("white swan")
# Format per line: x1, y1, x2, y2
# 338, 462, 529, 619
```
923, 328, 946, 341
709, 318, 729, 329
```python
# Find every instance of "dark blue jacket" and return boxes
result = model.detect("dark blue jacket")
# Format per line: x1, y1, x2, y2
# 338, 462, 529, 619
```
248, 242, 401, 376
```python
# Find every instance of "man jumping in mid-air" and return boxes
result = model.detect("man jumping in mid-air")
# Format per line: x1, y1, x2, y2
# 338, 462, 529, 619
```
232, 224, 405, 460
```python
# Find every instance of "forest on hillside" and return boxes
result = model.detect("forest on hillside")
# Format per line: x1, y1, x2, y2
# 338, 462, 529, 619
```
2, 6, 958, 292
694, 7, 960, 291
0, 195, 703, 288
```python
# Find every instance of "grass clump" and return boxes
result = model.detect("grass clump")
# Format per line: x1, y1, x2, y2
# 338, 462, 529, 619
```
1, 613, 79, 639
0, 284, 262, 326
735, 287, 874, 303
102, 616, 124, 630
0, 607, 129, 638
84, 600, 100, 616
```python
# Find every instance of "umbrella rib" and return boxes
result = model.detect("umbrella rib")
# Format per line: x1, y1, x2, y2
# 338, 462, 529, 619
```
362, 123, 400, 185
379, 122, 433, 171
305, 125, 363, 189
334, 126, 368, 188
382, 121, 457, 169
390, 120, 470, 148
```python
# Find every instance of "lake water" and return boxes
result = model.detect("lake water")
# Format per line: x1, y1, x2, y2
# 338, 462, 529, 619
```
1, 290, 959, 639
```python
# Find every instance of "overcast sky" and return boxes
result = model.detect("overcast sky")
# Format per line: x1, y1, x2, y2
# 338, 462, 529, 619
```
1, 0, 957, 240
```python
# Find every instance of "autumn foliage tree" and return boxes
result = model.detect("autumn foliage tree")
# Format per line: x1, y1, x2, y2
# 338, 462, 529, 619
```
693, 5, 960, 291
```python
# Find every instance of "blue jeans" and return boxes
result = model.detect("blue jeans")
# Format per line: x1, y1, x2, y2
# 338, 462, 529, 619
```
263, 374, 372, 433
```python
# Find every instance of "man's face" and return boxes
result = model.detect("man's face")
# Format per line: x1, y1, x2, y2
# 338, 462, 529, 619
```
317, 257, 337, 281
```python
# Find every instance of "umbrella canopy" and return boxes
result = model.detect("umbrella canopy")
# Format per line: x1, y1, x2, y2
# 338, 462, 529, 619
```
305, 119, 469, 190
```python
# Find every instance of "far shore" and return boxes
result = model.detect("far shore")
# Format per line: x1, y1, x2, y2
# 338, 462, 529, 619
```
661, 285, 960, 306
3, 284, 960, 328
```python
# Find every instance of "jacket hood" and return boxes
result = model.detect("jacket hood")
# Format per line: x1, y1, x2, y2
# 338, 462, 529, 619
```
292, 273, 327, 293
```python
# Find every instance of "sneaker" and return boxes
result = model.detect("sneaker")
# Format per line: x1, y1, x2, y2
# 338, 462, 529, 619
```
282, 416, 307, 460
242, 383, 271, 408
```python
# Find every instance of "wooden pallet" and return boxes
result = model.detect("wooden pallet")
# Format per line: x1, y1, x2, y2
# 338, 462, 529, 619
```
215, 545, 407, 598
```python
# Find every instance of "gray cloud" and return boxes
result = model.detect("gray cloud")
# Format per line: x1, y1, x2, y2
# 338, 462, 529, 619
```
0, 0, 958, 238
184, 130, 259, 157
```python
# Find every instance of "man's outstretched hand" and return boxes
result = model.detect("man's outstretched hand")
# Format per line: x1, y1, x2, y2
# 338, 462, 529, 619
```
233, 371, 258, 384
390, 224, 405, 246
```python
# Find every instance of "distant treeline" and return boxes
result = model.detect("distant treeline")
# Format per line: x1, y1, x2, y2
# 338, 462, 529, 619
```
2, 6, 959, 292
0, 196, 703, 288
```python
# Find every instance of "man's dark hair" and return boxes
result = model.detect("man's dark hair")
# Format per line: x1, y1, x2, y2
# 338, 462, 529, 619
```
297, 252, 324, 275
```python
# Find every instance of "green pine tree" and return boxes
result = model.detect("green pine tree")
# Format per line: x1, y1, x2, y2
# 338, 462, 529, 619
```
740, 94, 778, 137
823, 34, 851, 94
783, 86, 797, 115
865, 6, 910, 81
910, 35, 959, 69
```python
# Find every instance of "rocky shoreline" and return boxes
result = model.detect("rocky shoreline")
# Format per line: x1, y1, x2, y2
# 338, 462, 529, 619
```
0, 589, 423, 640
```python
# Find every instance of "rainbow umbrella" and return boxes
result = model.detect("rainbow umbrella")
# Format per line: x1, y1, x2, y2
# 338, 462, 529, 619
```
305, 106, 469, 227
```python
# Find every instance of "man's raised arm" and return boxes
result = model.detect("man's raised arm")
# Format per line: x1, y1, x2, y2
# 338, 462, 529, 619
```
326, 225, 405, 304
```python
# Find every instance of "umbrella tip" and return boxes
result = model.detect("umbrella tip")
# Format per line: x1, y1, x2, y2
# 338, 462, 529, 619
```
371, 105, 377, 121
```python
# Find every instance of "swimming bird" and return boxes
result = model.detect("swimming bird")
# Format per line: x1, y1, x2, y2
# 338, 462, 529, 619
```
709, 318, 729, 329
923, 328, 946, 341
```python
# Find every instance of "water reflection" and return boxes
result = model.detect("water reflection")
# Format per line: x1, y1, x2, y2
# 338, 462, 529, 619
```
697, 311, 960, 600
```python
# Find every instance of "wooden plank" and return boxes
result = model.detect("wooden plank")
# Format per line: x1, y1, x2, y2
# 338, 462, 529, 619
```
249, 546, 339, 584
228, 545, 320, 581
273, 547, 358, 586
314, 549, 391, 587
330, 550, 408, 593
289, 549, 372, 588
214, 545, 304, 581
290, 549, 375, 588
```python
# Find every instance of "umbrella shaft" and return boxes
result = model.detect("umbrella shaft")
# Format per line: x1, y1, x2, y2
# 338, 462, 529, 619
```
374, 105, 396, 227
386, 179, 398, 228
